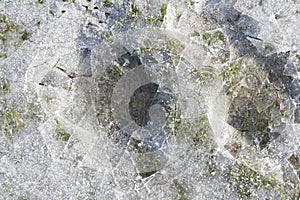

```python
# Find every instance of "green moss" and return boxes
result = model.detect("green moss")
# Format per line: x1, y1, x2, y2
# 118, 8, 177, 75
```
7, 24, 18, 33
1, 108, 25, 140
185, 0, 195, 6
221, 59, 243, 95
103, 0, 114, 7
231, 101, 279, 148
0, 15, 19, 42
173, 179, 188, 200
289, 189, 300, 200
192, 66, 216, 85
264, 43, 275, 53
191, 116, 210, 148
0, 34, 6, 41
223, 58, 285, 149
0, 16, 7, 23
63, 0, 75, 4
288, 154, 300, 170
227, 163, 279, 198
0, 53, 7, 58
0, 16, 19, 42
170, 113, 210, 149
36, 0, 44, 4
19, 31, 30, 41
202, 30, 225, 46
106, 65, 124, 79
98, 32, 112, 41
54, 118, 70, 142
166, 100, 181, 134
2, 21, 19, 34
161, 35, 185, 54
148, 3, 168, 25
25, 103, 38, 120
127, 3, 140, 20
207, 154, 217, 175
128, 138, 145, 153
190, 31, 200, 37
0, 81, 10, 94
0, 101, 39, 140
94, 64, 125, 137
222, 60, 241, 79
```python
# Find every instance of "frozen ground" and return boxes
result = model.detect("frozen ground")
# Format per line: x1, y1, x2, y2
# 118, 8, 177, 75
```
0, 0, 300, 199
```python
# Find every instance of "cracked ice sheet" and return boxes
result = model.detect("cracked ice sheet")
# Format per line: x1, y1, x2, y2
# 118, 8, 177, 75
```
1, 0, 300, 199
0, 3, 102, 199
234, 0, 300, 52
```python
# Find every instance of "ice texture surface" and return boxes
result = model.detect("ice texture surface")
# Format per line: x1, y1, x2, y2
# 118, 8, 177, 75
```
0, 0, 300, 199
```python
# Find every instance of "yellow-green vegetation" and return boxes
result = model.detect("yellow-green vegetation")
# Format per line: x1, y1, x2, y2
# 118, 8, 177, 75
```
0, 101, 39, 140
207, 154, 217, 175
288, 154, 300, 171
161, 34, 185, 55
227, 162, 278, 198
25, 103, 38, 120
63, 0, 75, 4
36, 0, 44, 4
185, 0, 195, 6
0, 15, 30, 57
128, 138, 145, 153
19, 31, 30, 41
0, 80, 10, 95
0, 15, 19, 42
289, 189, 300, 200
221, 59, 243, 94
1, 108, 25, 140
201, 30, 228, 64
227, 162, 300, 199
103, 0, 115, 7
98, 32, 112, 41
263, 43, 275, 53
127, 2, 140, 20
191, 116, 210, 148
105, 64, 124, 84
54, 118, 70, 142
0, 53, 7, 58
192, 66, 216, 86
202, 30, 225, 46
169, 113, 210, 149
173, 179, 189, 200
166, 100, 181, 133
148, 3, 167, 25
222, 58, 285, 148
